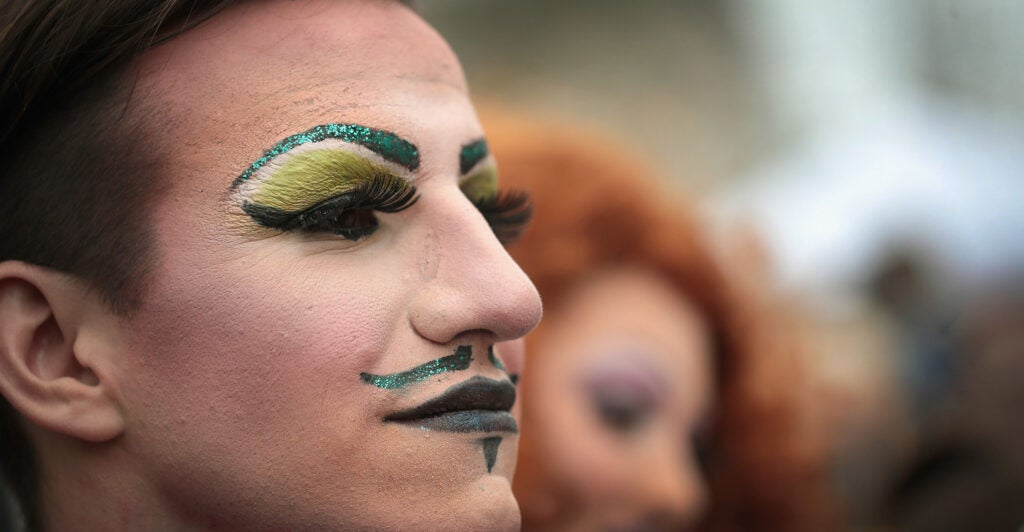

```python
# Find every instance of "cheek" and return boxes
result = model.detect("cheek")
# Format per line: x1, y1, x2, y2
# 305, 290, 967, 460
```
118, 255, 399, 443
526, 353, 620, 490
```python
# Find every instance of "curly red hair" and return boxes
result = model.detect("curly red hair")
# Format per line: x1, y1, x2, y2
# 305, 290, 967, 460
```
484, 110, 833, 531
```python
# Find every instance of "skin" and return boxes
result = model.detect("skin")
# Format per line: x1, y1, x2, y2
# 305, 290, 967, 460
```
517, 267, 712, 531
12, 1, 541, 530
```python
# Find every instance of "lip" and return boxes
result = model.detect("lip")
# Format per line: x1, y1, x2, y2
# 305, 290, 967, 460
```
383, 376, 518, 433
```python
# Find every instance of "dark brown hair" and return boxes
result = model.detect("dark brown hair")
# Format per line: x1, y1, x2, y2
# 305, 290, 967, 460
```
0, 1, 233, 529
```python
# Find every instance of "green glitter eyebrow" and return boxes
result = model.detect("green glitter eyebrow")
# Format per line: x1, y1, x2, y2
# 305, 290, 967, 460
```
359, 345, 473, 390
459, 138, 489, 175
232, 123, 420, 188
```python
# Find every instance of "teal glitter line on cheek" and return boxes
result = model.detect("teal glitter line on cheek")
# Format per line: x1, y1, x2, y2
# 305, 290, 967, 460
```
232, 124, 420, 188
360, 345, 473, 389
460, 139, 489, 175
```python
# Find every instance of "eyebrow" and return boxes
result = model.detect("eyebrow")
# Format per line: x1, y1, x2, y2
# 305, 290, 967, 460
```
232, 123, 420, 188
459, 138, 489, 175
359, 345, 474, 390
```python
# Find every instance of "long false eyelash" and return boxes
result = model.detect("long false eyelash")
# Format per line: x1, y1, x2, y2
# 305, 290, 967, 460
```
351, 173, 420, 213
472, 189, 533, 245
244, 173, 418, 239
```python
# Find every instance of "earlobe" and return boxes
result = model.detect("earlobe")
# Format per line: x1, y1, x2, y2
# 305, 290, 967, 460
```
0, 261, 124, 443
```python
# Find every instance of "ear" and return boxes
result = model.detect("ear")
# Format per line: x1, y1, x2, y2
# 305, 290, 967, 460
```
0, 261, 124, 442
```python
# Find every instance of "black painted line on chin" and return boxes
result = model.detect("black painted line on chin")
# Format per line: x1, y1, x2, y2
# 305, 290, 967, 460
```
481, 436, 502, 474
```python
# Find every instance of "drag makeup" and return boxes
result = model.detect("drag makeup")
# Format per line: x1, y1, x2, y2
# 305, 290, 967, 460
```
383, 376, 518, 433
365, 345, 519, 473
458, 138, 532, 245
481, 437, 503, 473
231, 124, 420, 240
384, 375, 517, 474
512, 268, 711, 529
485, 345, 505, 370
360, 345, 473, 389
233, 123, 420, 188
582, 354, 668, 435
458, 139, 496, 201
487, 345, 519, 385
103, 2, 543, 528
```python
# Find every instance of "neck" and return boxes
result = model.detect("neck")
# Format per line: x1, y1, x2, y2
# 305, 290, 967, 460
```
32, 430, 178, 531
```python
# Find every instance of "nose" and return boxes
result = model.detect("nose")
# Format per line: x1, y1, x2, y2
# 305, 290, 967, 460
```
408, 189, 542, 345
633, 439, 708, 528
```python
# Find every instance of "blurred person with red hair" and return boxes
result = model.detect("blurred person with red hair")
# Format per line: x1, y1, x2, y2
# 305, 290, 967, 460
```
483, 110, 833, 531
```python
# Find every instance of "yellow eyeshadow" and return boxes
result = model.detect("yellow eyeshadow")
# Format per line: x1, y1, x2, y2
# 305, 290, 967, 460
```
459, 164, 498, 201
249, 150, 399, 212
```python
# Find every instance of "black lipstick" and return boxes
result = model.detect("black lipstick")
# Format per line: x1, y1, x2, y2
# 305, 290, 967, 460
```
384, 376, 518, 433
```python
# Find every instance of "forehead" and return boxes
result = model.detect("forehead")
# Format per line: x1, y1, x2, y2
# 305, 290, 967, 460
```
142, 0, 464, 97
131, 0, 470, 174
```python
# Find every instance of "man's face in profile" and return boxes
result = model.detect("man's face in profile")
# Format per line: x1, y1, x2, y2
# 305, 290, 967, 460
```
97, 1, 540, 529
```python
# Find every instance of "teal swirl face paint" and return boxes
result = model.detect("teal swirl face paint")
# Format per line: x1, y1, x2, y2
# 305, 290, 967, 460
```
360, 345, 473, 389
459, 138, 489, 175
232, 123, 420, 188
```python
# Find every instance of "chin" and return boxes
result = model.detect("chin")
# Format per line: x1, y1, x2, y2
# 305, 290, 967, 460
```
456, 476, 521, 532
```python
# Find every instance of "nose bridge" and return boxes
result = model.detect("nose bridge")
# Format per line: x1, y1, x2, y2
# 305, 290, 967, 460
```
408, 194, 542, 345
635, 436, 708, 525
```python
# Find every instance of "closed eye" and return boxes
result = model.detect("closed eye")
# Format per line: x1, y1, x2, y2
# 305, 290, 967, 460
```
243, 174, 418, 241
470, 189, 533, 246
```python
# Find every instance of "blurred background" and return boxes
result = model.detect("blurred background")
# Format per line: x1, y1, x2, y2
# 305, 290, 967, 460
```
421, 1, 1024, 530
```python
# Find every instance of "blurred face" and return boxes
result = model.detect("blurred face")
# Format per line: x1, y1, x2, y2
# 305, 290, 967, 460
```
109, 1, 541, 530
516, 268, 713, 531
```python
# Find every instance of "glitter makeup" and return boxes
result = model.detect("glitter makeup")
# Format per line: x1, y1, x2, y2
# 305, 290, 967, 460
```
243, 150, 411, 212
360, 345, 473, 389
455, 138, 531, 244
232, 123, 420, 188
458, 138, 498, 202
459, 138, 489, 175
235, 148, 418, 239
